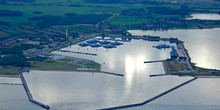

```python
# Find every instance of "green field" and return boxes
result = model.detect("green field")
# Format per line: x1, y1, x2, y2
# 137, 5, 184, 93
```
0, 5, 121, 25
29, 60, 81, 71
0, 0, 220, 30
109, 15, 142, 25
0, 66, 20, 75
29, 58, 101, 71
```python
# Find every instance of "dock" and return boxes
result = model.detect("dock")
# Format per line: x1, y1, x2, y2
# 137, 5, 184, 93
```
149, 74, 168, 77
69, 70, 124, 77
59, 50, 97, 56
0, 83, 22, 85
20, 73, 50, 109
99, 77, 197, 110
144, 60, 165, 63
98, 71, 124, 76
117, 35, 178, 42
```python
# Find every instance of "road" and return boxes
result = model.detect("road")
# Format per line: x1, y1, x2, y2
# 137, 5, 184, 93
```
95, 13, 120, 29
177, 43, 194, 72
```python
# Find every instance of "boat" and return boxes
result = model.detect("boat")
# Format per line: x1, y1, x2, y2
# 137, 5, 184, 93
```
111, 41, 123, 45
90, 43, 101, 48
103, 44, 115, 49
78, 42, 89, 47
86, 39, 99, 44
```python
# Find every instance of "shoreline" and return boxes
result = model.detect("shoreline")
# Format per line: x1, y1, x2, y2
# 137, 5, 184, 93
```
127, 27, 220, 32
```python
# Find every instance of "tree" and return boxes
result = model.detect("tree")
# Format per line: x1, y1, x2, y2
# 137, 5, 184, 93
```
0, 55, 30, 67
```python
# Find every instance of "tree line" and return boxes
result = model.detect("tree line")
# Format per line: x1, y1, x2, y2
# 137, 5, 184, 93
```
29, 13, 112, 25
0, 10, 23, 17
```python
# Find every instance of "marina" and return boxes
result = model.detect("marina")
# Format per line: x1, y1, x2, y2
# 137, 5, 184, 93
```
78, 37, 124, 49
1, 0, 220, 110
1, 28, 220, 109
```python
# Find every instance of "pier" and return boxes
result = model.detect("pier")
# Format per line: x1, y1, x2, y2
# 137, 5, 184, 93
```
98, 71, 124, 76
117, 35, 177, 42
0, 83, 22, 85
20, 73, 50, 109
149, 74, 168, 77
66, 70, 124, 77
144, 60, 165, 63
59, 50, 97, 56
99, 77, 197, 110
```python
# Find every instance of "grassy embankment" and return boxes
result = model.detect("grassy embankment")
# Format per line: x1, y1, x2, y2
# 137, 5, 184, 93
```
0, 66, 20, 75
0, 59, 101, 75
29, 59, 101, 71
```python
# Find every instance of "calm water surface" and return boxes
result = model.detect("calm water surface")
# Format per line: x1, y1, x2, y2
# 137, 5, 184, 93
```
125, 78, 220, 110
126, 28, 220, 109
24, 71, 191, 110
0, 77, 21, 84
54, 39, 172, 73
187, 13, 220, 20
23, 39, 193, 109
128, 28, 220, 69
0, 77, 43, 110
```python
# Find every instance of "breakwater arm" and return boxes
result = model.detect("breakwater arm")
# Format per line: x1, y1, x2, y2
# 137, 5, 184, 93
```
20, 73, 50, 109
99, 77, 197, 110
59, 50, 97, 56
0, 83, 22, 85
144, 60, 165, 63
62, 70, 124, 77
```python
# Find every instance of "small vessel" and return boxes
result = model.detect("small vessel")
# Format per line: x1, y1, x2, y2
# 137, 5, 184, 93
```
87, 39, 99, 44
103, 44, 115, 49
78, 42, 89, 47
111, 41, 123, 45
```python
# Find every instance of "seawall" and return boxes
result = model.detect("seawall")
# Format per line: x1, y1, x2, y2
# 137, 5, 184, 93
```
20, 73, 50, 109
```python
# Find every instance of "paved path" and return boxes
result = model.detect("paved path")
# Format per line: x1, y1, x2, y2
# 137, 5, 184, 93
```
177, 43, 194, 72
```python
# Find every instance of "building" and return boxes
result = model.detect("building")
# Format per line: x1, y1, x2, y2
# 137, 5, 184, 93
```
170, 46, 185, 60
208, 70, 219, 74
23, 40, 40, 45
170, 46, 178, 59
176, 49, 185, 60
